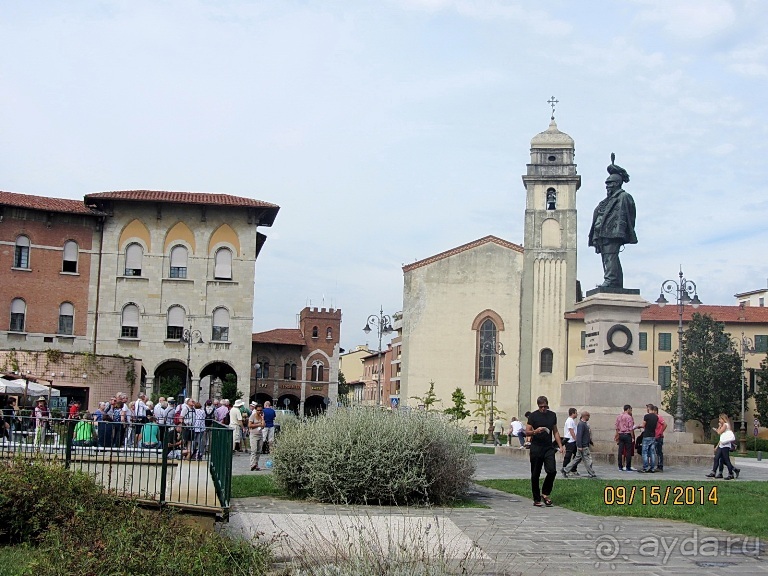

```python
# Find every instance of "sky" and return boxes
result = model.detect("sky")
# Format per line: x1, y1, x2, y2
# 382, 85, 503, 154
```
2, 0, 767, 352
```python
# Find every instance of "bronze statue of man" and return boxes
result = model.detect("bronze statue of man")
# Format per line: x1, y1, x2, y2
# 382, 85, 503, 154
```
588, 154, 637, 289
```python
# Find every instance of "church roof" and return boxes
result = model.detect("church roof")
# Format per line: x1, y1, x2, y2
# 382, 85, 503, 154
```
530, 119, 574, 148
252, 329, 306, 346
565, 304, 768, 324
402, 235, 523, 273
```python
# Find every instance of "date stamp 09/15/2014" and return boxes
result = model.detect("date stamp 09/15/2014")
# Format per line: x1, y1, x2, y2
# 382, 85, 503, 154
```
603, 485, 718, 506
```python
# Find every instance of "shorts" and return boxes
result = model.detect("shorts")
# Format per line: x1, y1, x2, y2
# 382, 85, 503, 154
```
263, 426, 275, 444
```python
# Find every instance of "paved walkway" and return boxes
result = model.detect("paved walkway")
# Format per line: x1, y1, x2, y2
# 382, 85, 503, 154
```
226, 451, 768, 575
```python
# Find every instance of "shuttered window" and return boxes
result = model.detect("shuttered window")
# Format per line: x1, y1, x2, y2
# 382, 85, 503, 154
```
10, 299, 26, 331
214, 248, 232, 280
14, 236, 30, 268
169, 245, 188, 279
121, 304, 139, 338
167, 305, 185, 339
58, 302, 74, 335
212, 307, 229, 341
125, 244, 143, 276
62, 241, 78, 273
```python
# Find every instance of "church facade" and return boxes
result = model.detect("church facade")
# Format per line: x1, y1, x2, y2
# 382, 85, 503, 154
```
400, 118, 580, 420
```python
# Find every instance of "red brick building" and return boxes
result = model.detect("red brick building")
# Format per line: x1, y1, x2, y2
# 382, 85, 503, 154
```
251, 307, 342, 416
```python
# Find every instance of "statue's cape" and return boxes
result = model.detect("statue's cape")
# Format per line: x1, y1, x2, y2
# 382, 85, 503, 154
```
588, 189, 637, 247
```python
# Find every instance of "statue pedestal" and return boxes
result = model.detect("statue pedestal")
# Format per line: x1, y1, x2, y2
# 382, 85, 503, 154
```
561, 291, 698, 449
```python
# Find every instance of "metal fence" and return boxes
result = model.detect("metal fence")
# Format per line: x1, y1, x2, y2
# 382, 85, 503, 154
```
0, 415, 233, 518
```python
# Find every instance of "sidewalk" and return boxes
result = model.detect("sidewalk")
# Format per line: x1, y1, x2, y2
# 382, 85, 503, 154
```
226, 453, 768, 575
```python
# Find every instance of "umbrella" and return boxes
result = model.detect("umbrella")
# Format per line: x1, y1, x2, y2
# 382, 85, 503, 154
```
0, 377, 27, 395
1, 379, 60, 397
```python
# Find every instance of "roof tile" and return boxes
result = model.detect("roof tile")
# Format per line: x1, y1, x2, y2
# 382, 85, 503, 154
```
252, 329, 306, 346
0, 190, 96, 215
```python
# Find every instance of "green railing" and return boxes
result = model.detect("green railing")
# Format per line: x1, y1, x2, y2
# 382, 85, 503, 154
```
0, 415, 233, 518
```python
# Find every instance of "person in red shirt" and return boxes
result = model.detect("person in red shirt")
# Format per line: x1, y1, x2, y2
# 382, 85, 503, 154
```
651, 405, 667, 472
68, 401, 81, 419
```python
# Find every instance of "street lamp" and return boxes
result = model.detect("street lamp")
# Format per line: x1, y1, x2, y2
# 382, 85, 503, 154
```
253, 362, 261, 401
655, 268, 701, 433
363, 306, 393, 407
180, 325, 204, 399
731, 332, 756, 455
480, 339, 505, 442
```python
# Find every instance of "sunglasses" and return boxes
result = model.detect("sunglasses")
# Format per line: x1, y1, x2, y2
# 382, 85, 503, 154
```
538, 404, 548, 409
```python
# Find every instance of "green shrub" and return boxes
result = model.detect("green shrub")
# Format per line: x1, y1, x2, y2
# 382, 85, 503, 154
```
0, 458, 273, 576
0, 456, 109, 544
272, 407, 475, 505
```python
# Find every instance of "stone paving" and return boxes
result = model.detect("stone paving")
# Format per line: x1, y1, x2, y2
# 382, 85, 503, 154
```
226, 449, 768, 575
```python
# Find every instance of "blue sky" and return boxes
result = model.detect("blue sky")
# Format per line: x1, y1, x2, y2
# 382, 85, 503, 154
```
2, 0, 767, 351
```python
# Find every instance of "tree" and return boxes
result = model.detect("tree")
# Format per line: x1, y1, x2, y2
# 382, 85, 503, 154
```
444, 387, 470, 420
753, 353, 768, 423
152, 375, 183, 403
337, 371, 349, 406
663, 313, 743, 439
469, 388, 506, 432
220, 373, 242, 402
410, 380, 441, 411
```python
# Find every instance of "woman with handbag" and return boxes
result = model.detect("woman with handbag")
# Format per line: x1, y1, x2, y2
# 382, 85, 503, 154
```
706, 414, 740, 480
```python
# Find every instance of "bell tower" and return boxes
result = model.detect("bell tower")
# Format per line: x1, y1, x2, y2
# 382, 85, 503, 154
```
518, 104, 581, 414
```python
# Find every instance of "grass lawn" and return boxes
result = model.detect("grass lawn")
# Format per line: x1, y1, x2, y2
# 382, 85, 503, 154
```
0, 545, 32, 576
477, 478, 768, 539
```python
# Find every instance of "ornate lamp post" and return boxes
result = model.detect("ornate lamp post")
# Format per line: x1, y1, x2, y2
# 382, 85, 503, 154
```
180, 325, 204, 399
731, 332, 756, 455
655, 269, 701, 433
480, 339, 505, 442
363, 307, 393, 407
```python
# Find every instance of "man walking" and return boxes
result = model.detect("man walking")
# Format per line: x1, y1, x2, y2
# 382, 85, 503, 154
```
492, 415, 505, 446
526, 396, 565, 507
562, 411, 597, 478
652, 405, 667, 472
262, 400, 276, 453
562, 408, 579, 475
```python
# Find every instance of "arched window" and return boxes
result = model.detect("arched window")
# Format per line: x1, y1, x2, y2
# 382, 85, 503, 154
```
478, 319, 497, 382
311, 361, 325, 382
124, 243, 143, 276
312, 326, 318, 338
10, 299, 26, 332
169, 245, 188, 278
62, 241, 78, 273
317, 364, 324, 381
121, 304, 139, 338
14, 236, 30, 269
214, 247, 232, 280
290, 363, 297, 380
326, 327, 332, 340
284, 363, 291, 379
540, 348, 554, 373
58, 302, 74, 335
166, 305, 185, 339
212, 307, 230, 341
255, 360, 270, 379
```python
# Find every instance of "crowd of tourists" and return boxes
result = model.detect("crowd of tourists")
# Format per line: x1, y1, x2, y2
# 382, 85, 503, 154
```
1, 393, 278, 469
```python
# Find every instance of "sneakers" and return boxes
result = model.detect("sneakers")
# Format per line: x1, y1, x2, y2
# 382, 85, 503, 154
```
588, 474, 598, 478
725, 475, 735, 480
625, 468, 635, 472
705, 472, 716, 478
571, 471, 580, 476
734, 468, 741, 479
656, 467, 663, 472
618, 467, 624, 471
715, 474, 723, 479
560, 468, 569, 478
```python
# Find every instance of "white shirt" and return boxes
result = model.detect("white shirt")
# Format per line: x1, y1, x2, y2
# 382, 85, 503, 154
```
153, 404, 167, 424
564, 416, 577, 444
135, 398, 148, 418
511, 420, 524, 435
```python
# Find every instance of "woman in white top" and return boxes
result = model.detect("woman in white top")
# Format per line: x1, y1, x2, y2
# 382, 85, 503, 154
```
706, 413, 739, 480
229, 400, 244, 452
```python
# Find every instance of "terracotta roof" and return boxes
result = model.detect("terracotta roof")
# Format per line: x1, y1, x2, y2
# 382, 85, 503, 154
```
252, 329, 306, 346
85, 190, 280, 226
565, 304, 768, 323
0, 190, 97, 216
734, 288, 768, 298
402, 235, 523, 273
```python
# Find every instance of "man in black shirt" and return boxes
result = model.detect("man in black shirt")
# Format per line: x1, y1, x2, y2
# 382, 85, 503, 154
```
634, 403, 659, 473
526, 395, 565, 507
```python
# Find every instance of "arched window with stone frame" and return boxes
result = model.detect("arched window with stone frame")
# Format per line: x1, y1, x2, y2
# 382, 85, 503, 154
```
311, 360, 325, 382
58, 302, 74, 335
471, 310, 505, 386
540, 348, 554, 373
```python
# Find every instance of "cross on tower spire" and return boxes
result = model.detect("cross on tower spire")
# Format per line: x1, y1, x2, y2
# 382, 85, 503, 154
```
547, 96, 559, 120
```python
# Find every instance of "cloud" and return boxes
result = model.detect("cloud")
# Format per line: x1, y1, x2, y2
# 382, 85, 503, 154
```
633, 0, 737, 41
721, 42, 768, 77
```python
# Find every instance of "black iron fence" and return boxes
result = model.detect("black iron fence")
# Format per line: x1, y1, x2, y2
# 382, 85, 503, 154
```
0, 415, 233, 518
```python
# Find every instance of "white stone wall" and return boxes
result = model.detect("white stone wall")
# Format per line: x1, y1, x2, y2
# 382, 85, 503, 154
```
93, 202, 258, 399
401, 241, 524, 423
